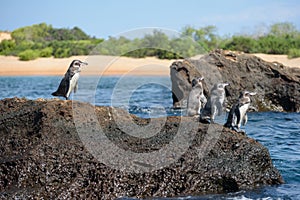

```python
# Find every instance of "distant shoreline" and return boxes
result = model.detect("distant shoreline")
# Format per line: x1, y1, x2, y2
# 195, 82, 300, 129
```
0, 55, 176, 76
0, 54, 299, 76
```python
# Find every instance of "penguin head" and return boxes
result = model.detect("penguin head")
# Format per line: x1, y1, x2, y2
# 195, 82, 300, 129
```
240, 91, 257, 98
238, 91, 256, 104
191, 77, 204, 88
69, 60, 88, 71
213, 83, 229, 90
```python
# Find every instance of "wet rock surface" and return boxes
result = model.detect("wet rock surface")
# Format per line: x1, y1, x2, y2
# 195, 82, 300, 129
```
0, 98, 283, 199
170, 49, 300, 112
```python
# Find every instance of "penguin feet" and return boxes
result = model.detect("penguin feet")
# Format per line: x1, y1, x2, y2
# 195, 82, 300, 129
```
232, 126, 246, 134
237, 129, 246, 135
224, 125, 246, 134
199, 117, 210, 124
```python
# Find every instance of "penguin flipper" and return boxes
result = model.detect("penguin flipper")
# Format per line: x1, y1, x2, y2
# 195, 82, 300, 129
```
224, 103, 237, 128
52, 76, 70, 97
235, 104, 242, 128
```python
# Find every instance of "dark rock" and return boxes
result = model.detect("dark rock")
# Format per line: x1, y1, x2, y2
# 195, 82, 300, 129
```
0, 98, 283, 199
170, 49, 300, 112
170, 60, 210, 108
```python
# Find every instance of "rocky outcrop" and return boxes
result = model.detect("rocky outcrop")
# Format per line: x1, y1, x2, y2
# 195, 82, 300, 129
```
0, 98, 283, 199
170, 49, 300, 112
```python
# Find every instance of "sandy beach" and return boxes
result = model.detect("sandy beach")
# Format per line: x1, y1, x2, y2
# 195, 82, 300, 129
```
0, 55, 176, 76
0, 54, 299, 76
253, 53, 300, 69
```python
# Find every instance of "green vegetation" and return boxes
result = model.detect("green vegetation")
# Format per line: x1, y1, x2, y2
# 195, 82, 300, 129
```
18, 49, 40, 61
1, 22, 300, 60
0, 23, 103, 60
39, 47, 53, 57
0, 39, 16, 55
288, 48, 300, 58
221, 23, 300, 55
94, 31, 206, 59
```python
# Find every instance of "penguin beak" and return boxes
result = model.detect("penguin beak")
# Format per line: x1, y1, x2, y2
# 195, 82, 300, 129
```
80, 61, 88, 66
223, 83, 229, 87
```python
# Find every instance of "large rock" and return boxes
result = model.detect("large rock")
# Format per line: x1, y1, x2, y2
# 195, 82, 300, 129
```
170, 49, 300, 112
0, 98, 283, 199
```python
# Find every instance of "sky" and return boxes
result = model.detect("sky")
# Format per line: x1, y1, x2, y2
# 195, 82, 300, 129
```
1, 0, 300, 39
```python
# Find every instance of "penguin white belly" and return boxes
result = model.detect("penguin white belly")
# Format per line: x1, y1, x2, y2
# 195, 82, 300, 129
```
238, 104, 249, 125
66, 73, 80, 98
187, 90, 202, 116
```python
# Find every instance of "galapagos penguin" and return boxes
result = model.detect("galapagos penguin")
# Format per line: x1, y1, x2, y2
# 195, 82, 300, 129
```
224, 91, 256, 132
52, 60, 88, 100
187, 77, 207, 116
200, 83, 229, 123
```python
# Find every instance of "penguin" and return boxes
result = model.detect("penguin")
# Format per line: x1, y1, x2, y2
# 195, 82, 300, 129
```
187, 77, 207, 116
200, 83, 229, 123
224, 91, 256, 132
52, 60, 88, 100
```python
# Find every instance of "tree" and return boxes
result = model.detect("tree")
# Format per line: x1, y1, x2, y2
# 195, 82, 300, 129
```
181, 26, 196, 38
180, 26, 219, 51
142, 30, 170, 50
11, 23, 52, 44
270, 22, 298, 37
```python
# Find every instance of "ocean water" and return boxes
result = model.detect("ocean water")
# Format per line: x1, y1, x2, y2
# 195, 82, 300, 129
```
0, 76, 299, 200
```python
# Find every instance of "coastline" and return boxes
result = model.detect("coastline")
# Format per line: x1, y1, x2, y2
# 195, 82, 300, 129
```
0, 54, 299, 76
0, 55, 176, 76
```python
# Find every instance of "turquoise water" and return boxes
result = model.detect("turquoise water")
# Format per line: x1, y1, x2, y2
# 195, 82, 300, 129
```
0, 76, 299, 199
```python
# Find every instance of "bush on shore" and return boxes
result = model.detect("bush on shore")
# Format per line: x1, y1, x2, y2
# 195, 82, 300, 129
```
1, 22, 300, 60
288, 48, 300, 58
39, 47, 53, 57
18, 49, 40, 61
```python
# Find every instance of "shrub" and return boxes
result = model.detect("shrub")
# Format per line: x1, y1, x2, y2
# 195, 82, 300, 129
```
4, 22, 300, 60
256, 35, 290, 54
0, 39, 16, 55
288, 48, 300, 58
223, 36, 257, 53
40, 47, 53, 57
18, 49, 39, 61
54, 47, 70, 58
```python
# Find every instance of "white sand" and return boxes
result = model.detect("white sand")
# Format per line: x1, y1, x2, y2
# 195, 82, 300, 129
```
253, 53, 300, 68
0, 53, 298, 76
0, 55, 176, 76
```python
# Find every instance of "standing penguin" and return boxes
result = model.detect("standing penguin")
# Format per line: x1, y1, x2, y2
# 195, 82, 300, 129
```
200, 83, 229, 123
187, 77, 207, 116
52, 60, 88, 100
224, 91, 256, 131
